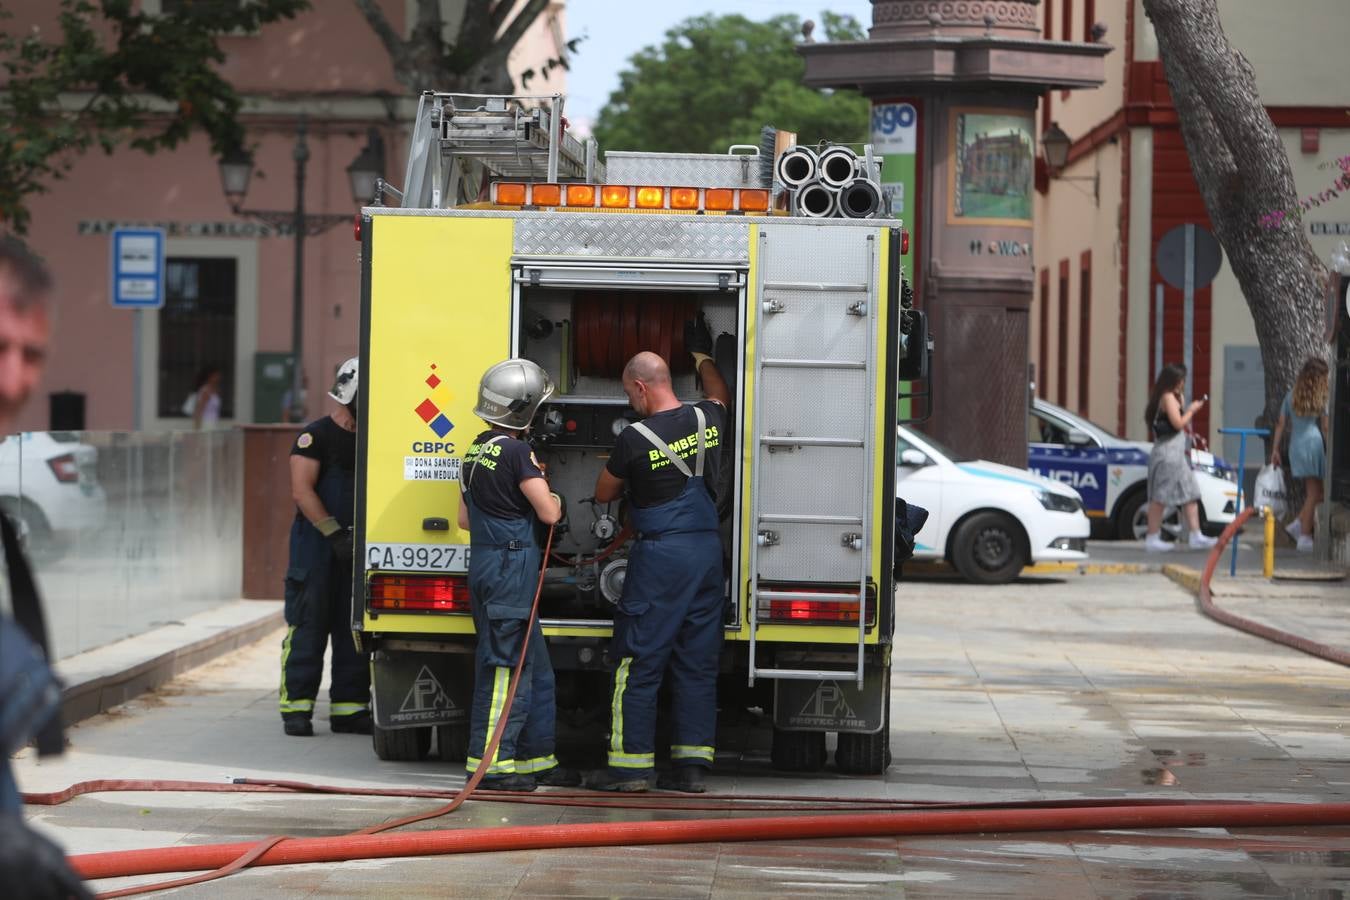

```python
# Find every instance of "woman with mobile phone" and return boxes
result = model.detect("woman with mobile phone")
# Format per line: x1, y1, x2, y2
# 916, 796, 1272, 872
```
1142, 363, 1216, 552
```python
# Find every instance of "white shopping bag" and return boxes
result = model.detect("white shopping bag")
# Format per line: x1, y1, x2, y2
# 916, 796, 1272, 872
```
1252, 464, 1287, 520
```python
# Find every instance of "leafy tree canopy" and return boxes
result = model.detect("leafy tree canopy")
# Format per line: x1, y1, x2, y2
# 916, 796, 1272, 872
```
592, 11, 868, 155
0, 0, 309, 234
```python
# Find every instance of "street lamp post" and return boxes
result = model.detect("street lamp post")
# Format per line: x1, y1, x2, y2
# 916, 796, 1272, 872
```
219, 117, 383, 422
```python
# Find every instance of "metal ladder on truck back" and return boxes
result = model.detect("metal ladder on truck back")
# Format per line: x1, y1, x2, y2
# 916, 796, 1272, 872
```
747, 223, 880, 688
400, 92, 602, 210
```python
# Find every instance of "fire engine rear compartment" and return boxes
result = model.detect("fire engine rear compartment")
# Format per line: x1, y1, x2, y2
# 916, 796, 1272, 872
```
513, 269, 745, 627
358, 210, 898, 772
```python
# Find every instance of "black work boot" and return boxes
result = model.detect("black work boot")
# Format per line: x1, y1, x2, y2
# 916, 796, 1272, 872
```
479, 773, 537, 793
535, 766, 583, 788
331, 710, 373, 735
586, 769, 650, 793
656, 766, 708, 794
282, 716, 314, 737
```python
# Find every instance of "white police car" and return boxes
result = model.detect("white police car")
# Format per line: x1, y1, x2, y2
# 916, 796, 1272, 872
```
896, 426, 1090, 584
1028, 399, 1238, 540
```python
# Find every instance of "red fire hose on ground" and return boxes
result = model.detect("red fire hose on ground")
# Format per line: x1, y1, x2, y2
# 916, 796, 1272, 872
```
1195, 506, 1350, 667
31, 514, 1350, 895
66, 802, 1350, 883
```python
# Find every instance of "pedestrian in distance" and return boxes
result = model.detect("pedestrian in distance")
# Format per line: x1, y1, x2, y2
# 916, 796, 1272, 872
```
0, 236, 94, 898
458, 359, 578, 792
1270, 357, 1330, 552
588, 314, 731, 794
1142, 363, 1217, 552
184, 364, 223, 429
279, 357, 372, 737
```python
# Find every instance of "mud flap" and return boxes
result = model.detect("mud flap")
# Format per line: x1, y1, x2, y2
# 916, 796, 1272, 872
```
773, 667, 888, 734
371, 650, 472, 729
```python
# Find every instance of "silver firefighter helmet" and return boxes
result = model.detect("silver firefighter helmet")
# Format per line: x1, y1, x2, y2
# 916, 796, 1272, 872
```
329, 357, 359, 405
474, 358, 554, 430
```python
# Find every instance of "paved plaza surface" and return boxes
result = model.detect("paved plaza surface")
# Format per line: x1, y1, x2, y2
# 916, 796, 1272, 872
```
15, 567, 1350, 897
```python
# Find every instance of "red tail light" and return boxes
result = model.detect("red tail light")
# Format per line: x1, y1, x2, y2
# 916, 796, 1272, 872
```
369, 574, 470, 613
768, 599, 863, 623
47, 453, 79, 483
758, 583, 876, 626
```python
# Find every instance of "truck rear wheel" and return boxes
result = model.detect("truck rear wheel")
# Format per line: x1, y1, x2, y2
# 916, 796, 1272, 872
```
372, 724, 432, 761
770, 728, 826, 772
437, 723, 469, 762
835, 731, 891, 775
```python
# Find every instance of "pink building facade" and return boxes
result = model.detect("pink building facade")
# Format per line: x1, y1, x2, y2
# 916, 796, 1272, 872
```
8, 0, 567, 432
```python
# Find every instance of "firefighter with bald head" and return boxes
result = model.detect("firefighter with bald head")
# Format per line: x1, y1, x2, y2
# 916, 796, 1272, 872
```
458, 359, 579, 791
279, 357, 371, 736
590, 314, 730, 793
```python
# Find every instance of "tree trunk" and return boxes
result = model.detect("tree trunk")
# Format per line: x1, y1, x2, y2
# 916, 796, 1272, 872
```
352, 0, 551, 96
1142, 0, 1330, 455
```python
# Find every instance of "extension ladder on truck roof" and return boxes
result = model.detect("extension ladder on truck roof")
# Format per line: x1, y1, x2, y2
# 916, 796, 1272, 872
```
401, 92, 601, 210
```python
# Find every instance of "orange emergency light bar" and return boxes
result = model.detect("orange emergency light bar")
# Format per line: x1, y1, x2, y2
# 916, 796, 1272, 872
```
490, 182, 773, 214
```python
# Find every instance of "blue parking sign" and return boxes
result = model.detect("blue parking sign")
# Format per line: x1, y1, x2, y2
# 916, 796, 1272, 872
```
110, 228, 165, 308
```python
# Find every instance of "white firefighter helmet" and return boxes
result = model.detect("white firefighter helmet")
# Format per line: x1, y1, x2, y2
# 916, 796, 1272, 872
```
328, 357, 359, 405
474, 358, 554, 430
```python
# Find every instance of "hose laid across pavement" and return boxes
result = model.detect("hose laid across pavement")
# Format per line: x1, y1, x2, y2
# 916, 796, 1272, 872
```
1197, 506, 1350, 667
69, 801, 1350, 882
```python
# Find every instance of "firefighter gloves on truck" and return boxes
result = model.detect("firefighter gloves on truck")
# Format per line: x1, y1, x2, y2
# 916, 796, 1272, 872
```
684, 312, 714, 371
315, 515, 353, 560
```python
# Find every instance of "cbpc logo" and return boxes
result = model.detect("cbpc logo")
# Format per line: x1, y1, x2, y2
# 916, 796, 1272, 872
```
412, 363, 456, 452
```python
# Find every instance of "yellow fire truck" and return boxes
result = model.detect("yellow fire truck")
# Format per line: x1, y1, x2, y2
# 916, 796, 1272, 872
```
352, 93, 926, 775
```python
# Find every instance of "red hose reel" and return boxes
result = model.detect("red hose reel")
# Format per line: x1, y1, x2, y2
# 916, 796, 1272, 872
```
572, 291, 699, 378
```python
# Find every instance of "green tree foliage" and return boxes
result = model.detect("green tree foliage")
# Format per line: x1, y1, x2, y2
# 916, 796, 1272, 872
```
593, 12, 868, 154
0, 0, 309, 234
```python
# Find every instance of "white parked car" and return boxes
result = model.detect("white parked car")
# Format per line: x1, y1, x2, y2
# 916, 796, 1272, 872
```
0, 431, 107, 559
1028, 399, 1238, 540
897, 426, 1090, 584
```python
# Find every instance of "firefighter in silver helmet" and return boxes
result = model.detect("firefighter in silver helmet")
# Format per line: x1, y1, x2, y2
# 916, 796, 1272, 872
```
457, 359, 578, 791
279, 357, 372, 737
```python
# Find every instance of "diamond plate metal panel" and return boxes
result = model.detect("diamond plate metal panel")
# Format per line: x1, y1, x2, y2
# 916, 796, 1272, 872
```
758, 523, 863, 582
514, 216, 750, 260
759, 292, 869, 361
757, 222, 879, 285
605, 151, 763, 188
759, 369, 869, 441
756, 446, 866, 519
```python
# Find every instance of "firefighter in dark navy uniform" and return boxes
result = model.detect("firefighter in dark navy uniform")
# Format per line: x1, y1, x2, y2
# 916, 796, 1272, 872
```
590, 314, 730, 793
458, 358, 580, 792
279, 357, 372, 736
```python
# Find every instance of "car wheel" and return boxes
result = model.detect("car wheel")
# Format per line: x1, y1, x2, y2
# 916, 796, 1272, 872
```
0, 497, 59, 563
1130, 502, 1184, 542
1114, 490, 1146, 540
951, 511, 1026, 584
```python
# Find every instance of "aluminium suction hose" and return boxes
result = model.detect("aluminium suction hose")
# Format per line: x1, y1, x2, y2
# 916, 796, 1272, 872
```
1197, 507, 1350, 667
70, 801, 1350, 882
